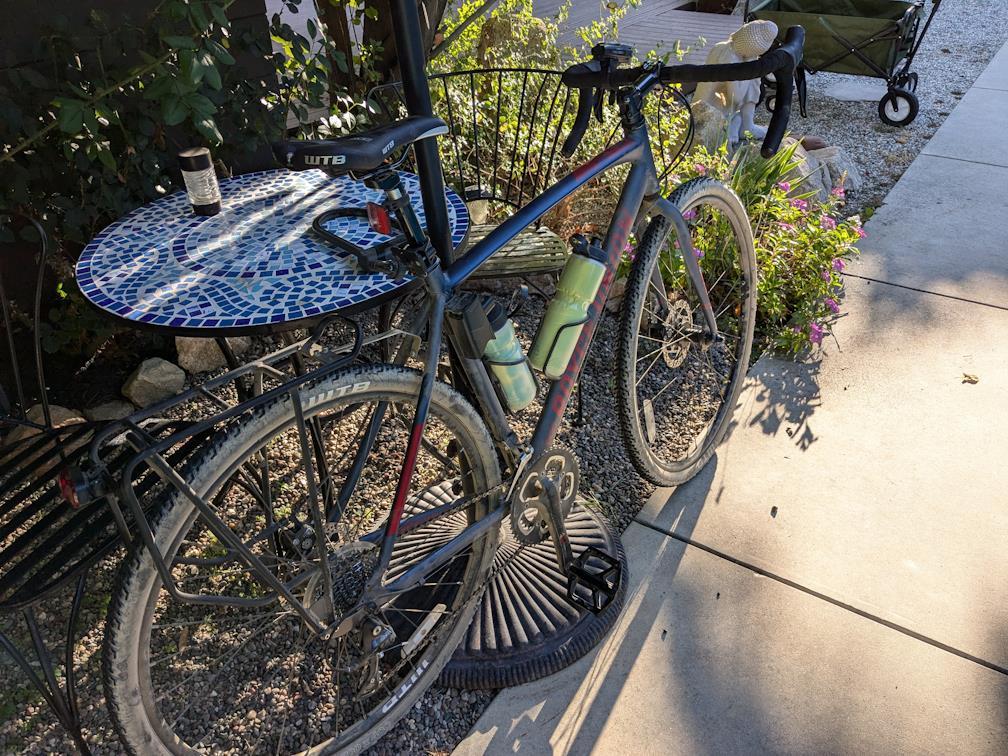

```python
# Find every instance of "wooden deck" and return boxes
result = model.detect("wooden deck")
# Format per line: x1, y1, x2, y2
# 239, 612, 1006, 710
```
533, 1, 742, 64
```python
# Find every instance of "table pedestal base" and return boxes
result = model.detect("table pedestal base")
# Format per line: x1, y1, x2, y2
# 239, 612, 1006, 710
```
440, 502, 627, 689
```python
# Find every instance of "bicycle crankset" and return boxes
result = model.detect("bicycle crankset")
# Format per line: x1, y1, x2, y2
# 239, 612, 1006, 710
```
510, 458, 622, 616
509, 446, 579, 546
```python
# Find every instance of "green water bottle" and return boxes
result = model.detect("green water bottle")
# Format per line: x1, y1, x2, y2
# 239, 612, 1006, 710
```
529, 236, 607, 380
483, 303, 537, 413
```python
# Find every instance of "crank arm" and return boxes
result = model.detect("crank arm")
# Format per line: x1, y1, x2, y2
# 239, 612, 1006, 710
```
538, 477, 574, 573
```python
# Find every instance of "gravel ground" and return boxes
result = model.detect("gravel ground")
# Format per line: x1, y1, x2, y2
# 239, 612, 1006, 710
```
5, 5, 1008, 752
0, 298, 651, 754
786, 0, 1008, 216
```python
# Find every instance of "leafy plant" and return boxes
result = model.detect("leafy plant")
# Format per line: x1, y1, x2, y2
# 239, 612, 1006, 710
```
668, 141, 863, 355
0, 0, 368, 359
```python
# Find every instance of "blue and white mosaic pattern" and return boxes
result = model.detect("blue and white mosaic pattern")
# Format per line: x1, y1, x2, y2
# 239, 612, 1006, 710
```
76, 170, 469, 331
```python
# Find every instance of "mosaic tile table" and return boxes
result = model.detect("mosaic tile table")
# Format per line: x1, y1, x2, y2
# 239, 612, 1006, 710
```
76, 169, 469, 334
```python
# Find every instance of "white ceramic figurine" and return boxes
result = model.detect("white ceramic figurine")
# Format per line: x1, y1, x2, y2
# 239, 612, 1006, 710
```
694, 19, 779, 147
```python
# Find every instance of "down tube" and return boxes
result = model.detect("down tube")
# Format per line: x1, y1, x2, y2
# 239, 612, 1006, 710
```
530, 162, 650, 452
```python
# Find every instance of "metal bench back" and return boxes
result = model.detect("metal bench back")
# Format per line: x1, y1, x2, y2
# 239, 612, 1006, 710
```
366, 68, 692, 223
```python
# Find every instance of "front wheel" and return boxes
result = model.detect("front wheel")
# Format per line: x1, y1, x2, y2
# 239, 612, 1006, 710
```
104, 364, 501, 755
616, 178, 757, 486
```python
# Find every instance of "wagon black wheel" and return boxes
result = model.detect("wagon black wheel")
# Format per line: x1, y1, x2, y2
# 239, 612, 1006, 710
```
878, 88, 919, 127
897, 72, 919, 93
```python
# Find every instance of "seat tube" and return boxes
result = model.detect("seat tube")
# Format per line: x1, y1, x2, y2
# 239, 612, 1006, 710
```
388, 0, 454, 265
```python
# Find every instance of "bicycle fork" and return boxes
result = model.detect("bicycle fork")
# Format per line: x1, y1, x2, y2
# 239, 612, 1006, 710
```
645, 196, 719, 339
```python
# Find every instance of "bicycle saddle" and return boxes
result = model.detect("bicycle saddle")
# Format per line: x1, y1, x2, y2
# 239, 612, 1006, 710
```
273, 115, 448, 176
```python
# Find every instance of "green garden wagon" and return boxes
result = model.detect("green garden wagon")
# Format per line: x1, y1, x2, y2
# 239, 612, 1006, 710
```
745, 0, 943, 126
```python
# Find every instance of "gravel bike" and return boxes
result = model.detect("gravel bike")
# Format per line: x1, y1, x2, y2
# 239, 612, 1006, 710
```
99, 8, 805, 753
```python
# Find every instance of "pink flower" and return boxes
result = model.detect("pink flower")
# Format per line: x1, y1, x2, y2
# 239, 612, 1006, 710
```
779, 222, 796, 232
694, 247, 704, 259
809, 322, 824, 345
821, 215, 837, 230
831, 186, 846, 198
832, 258, 845, 272
694, 163, 707, 175
825, 297, 840, 315
821, 269, 831, 282
855, 227, 866, 239
777, 181, 791, 192
790, 198, 808, 211
682, 208, 698, 221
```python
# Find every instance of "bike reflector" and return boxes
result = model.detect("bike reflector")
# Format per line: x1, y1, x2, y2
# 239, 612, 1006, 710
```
367, 202, 392, 236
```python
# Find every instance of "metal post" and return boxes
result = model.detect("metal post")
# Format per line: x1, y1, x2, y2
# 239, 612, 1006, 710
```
387, 0, 454, 264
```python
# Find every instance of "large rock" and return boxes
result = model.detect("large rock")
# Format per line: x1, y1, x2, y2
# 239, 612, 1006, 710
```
83, 400, 135, 422
3, 404, 86, 446
690, 99, 730, 153
807, 145, 863, 192
175, 336, 251, 374
781, 137, 831, 201
122, 358, 185, 407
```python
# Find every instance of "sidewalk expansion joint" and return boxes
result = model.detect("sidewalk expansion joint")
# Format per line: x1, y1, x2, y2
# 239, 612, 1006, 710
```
842, 273, 1008, 312
915, 151, 1008, 171
632, 517, 1008, 677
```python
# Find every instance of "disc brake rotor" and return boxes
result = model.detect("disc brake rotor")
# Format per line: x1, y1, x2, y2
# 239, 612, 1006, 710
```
510, 447, 580, 546
661, 297, 693, 369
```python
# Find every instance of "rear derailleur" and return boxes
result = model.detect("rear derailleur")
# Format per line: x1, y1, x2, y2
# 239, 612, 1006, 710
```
509, 447, 622, 614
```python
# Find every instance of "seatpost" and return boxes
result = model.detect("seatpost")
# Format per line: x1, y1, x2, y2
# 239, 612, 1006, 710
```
387, 0, 454, 265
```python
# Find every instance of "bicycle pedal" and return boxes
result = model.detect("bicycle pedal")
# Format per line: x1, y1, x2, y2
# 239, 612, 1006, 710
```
565, 545, 622, 615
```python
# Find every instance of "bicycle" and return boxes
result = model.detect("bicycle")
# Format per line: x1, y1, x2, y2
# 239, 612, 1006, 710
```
96, 11, 805, 753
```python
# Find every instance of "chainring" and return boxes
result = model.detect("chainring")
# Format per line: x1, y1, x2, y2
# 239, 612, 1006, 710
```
509, 447, 580, 546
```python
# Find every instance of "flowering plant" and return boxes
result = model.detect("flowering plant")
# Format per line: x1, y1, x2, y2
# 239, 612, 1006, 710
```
671, 141, 863, 356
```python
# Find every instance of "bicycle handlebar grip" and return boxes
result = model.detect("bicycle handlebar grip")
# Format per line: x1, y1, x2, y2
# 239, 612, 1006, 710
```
561, 82, 595, 157
760, 26, 804, 157
760, 69, 793, 158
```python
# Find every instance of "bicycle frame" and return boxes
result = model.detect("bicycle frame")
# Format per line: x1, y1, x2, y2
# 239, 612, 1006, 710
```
90, 3, 718, 637
362, 79, 717, 612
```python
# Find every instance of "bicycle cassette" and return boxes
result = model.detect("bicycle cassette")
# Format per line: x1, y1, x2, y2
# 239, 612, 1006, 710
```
509, 446, 580, 545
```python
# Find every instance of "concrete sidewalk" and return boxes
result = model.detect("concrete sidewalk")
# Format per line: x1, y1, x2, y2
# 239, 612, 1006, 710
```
455, 39, 1008, 756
